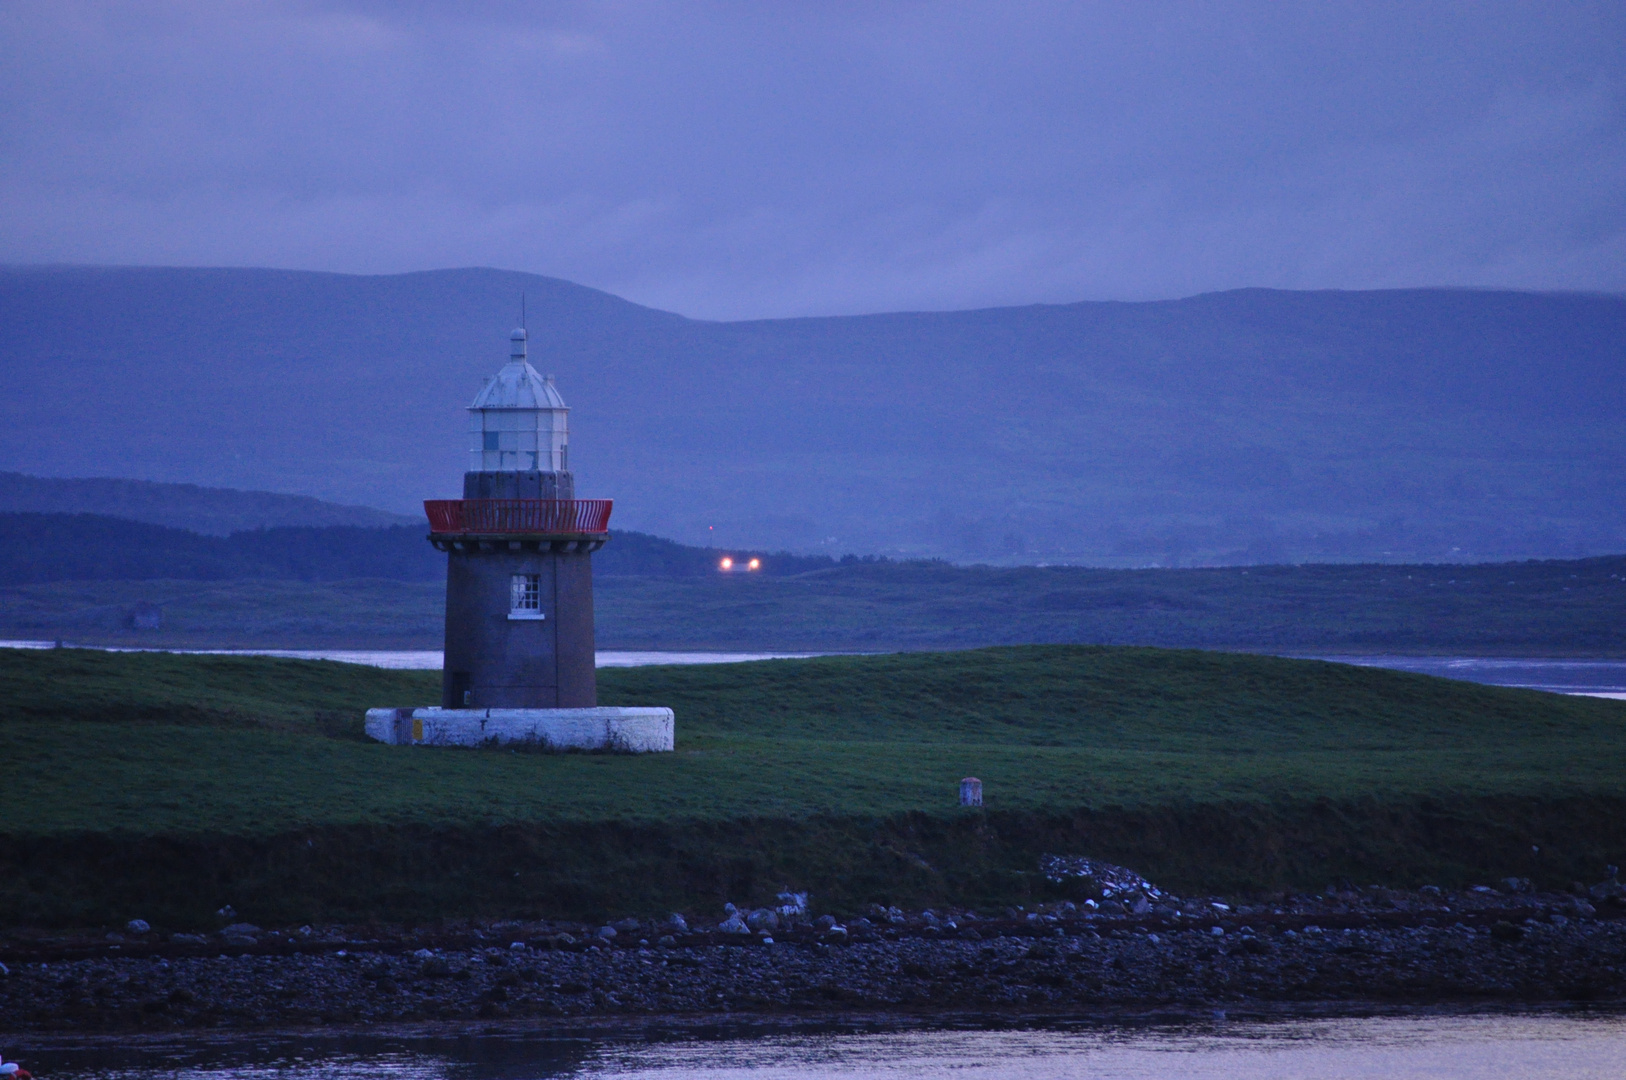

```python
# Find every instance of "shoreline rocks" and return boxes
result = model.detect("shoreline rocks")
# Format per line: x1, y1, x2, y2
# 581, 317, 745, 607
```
2, 885, 1622, 1034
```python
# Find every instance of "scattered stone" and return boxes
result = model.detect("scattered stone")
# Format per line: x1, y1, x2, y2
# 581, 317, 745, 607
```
125, 919, 150, 935
885, 905, 905, 924
4, 883, 1624, 1034
718, 914, 750, 935
1041, 854, 1161, 895
596, 926, 617, 940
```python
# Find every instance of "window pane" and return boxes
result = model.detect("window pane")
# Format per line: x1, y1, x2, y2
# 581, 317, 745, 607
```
510, 573, 541, 610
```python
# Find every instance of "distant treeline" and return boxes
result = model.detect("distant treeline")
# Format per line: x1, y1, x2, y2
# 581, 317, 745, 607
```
596, 529, 878, 577
0, 513, 847, 585
3, 513, 1624, 652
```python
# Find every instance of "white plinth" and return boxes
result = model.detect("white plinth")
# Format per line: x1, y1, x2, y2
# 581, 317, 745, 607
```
365, 706, 674, 752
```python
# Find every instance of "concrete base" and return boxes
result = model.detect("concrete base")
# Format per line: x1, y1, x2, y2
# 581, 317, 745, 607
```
365, 706, 673, 752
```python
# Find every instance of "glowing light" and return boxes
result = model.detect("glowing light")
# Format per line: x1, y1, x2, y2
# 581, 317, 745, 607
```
748, 558, 761, 571
720, 557, 733, 570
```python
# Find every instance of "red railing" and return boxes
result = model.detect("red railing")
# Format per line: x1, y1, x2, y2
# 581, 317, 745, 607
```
424, 499, 613, 535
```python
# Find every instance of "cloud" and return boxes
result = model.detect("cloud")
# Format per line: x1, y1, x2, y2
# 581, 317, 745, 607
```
2, 1, 1623, 318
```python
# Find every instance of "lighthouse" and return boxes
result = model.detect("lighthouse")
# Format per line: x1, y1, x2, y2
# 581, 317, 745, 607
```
365, 326, 672, 751
427, 327, 604, 709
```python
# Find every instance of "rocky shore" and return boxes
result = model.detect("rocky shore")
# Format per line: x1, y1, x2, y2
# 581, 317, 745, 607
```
4, 882, 1622, 1033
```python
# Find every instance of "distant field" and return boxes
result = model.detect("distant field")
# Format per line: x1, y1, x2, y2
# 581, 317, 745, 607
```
4, 551, 1623, 653
0, 578, 444, 649
598, 555, 1626, 653
4, 645, 1625, 926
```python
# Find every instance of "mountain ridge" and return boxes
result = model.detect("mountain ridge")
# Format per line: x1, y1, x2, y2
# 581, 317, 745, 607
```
0, 471, 416, 535
2, 265, 1622, 563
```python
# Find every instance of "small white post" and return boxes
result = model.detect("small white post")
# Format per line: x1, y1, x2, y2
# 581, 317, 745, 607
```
960, 776, 983, 806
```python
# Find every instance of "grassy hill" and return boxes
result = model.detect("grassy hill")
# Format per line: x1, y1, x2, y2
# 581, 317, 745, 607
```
3, 267, 1624, 563
4, 646, 1624, 926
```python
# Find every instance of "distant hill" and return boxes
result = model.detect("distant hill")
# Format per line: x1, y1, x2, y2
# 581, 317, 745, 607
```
2, 266, 1623, 563
0, 513, 438, 583
0, 471, 415, 535
0, 512, 827, 585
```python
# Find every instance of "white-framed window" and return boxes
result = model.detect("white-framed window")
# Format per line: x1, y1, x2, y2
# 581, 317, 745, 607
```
509, 573, 545, 620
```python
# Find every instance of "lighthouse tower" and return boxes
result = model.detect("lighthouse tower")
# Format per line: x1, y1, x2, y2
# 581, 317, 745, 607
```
365, 325, 670, 751
425, 327, 609, 709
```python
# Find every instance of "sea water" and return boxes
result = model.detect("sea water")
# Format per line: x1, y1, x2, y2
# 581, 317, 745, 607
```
13, 1011, 1626, 1079
4, 640, 1623, 698
0, 643, 815, 670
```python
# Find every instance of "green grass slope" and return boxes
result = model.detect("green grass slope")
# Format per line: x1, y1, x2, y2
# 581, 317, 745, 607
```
3, 646, 1624, 925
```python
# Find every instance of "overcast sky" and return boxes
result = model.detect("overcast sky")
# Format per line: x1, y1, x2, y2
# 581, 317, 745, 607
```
2, 2, 1623, 319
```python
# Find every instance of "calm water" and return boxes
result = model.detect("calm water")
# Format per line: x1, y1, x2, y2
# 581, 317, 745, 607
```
3, 641, 1625, 695
0, 643, 815, 669
12, 1013, 1626, 1079
1307, 655, 1626, 699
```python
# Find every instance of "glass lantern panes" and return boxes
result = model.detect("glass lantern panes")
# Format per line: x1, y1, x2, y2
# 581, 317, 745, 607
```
469, 406, 569, 472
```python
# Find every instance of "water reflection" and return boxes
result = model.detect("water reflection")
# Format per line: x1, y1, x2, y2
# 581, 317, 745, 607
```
0, 643, 817, 670
4, 639, 1625, 695
18, 1012, 1626, 1080
1310, 655, 1626, 697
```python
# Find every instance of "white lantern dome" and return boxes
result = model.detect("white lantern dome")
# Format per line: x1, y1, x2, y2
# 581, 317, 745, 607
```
468, 328, 570, 473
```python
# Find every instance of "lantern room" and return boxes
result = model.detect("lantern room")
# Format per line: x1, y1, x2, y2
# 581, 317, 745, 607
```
467, 328, 569, 473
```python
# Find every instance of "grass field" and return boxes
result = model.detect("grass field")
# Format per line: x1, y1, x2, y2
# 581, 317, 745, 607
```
3, 551, 1623, 653
4, 645, 1625, 925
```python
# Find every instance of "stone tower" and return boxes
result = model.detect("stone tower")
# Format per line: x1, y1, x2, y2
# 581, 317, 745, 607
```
426, 327, 610, 709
